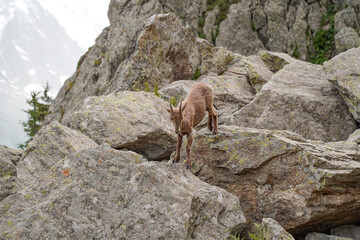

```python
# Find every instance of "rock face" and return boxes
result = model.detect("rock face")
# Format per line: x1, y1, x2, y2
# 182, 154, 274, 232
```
16, 121, 98, 186
108, 13, 200, 92
305, 232, 353, 240
262, 218, 295, 240
225, 52, 357, 142
324, 47, 360, 122
0, 146, 23, 201
0, 144, 246, 239
44, 11, 233, 126
44, 0, 360, 127
190, 125, 360, 236
331, 225, 360, 240
9, 4, 360, 239
69, 91, 177, 160
216, 2, 265, 56
347, 129, 360, 143
335, 27, 360, 54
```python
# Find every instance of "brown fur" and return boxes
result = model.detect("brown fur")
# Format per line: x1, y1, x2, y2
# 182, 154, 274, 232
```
166, 82, 218, 168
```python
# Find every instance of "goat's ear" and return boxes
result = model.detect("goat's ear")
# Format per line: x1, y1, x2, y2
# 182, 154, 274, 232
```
166, 108, 171, 113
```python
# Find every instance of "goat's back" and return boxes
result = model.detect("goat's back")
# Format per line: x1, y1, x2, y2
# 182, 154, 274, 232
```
182, 82, 214, 127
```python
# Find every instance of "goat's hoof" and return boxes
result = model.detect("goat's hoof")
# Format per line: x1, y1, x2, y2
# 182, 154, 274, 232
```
212, 131, 218, 135
186, 163, 191, 169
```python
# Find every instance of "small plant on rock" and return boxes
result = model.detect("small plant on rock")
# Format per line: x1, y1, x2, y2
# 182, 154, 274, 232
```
192, 67, 202, 80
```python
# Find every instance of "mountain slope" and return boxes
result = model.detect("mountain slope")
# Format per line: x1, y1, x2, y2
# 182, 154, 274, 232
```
0, 0, 84, 148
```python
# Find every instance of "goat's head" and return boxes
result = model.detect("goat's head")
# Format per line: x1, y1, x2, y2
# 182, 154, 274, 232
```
166, 101, 187, 134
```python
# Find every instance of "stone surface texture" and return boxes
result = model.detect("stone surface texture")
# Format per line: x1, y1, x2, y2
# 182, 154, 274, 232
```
225, 52, 357, 142
0, 144, 246, 240
69, 91, 177, 160
16, 121, 98, 186
262, 218, 295, 240
0, 146, 23, 201
324, 47, 360, 122
189, 125, 360, 235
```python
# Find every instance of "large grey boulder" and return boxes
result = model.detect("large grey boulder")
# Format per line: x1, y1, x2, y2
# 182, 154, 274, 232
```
0, 146, 23, 202
335, 27, 360, 54
109, 13, 200, 92
0, 144, 246, 239
69, 91, 177, 160
324, 47, 360, 122
225, 52, 357, 142
0, 145, 23, 165
331, 225, 360, 240
347, 129, 360, 144
305, 232, 353, 240
16, 121, 98, 186
262, 218, 295, 240
189, 125, 360, 236
200, 74, 255, 119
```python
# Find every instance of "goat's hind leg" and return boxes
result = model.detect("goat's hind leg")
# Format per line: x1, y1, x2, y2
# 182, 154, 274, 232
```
207, 112, 213, 132
208, 106, 218, 135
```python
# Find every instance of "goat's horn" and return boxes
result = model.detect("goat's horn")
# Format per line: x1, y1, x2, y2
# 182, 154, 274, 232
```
169, 101, 174, 113
179, 101, 182, 113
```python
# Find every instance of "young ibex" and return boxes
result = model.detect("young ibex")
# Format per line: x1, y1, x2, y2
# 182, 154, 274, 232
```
166, 82, 218, 168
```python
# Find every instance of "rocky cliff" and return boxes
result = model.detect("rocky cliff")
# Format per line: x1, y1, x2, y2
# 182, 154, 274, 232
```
1, 2, 360, 240
43, 0, 360, 127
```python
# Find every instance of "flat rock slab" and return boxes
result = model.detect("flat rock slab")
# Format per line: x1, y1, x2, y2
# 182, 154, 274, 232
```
190, 125, 360, 236
70, 91, 177, 160
225, 54, 357, 142
0, 144, 246, 240
16, 121, 98, 187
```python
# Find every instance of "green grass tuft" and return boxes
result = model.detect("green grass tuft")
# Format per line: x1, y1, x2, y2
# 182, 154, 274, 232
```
309, 3, 337, 64
192, 67, 202, 80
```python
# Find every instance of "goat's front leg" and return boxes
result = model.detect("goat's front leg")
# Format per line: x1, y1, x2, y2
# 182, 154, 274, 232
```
174, 134, 183, 163
186, 131, 194, 169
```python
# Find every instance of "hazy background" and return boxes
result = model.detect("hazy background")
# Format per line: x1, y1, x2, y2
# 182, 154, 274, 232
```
0, 0, 110, 148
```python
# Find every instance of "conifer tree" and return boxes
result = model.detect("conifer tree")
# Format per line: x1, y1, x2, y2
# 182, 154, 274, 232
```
18, 82, 53, 149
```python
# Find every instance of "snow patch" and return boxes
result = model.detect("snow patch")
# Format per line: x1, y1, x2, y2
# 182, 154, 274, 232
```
1, 70, 7, 77
36, 28, 46, 38
27, 68, 36, 76
0, 79, 6, 84
15, 45, 27, 54
14, 0, 29, 14
20, 55, 29, 61
48, 69, 56, 75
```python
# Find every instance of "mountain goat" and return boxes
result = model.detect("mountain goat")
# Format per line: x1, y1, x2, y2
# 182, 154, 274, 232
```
166, 82, 218, 168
